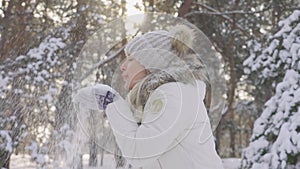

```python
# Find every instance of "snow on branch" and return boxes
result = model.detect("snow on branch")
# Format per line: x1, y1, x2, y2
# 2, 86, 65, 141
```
241, 69, 300, 168
243, 10, 300, 80
0, 33, 68, 97
0, 130, 12, 153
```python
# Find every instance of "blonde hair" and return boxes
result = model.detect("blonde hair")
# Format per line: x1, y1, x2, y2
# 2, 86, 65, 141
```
126, 73, 151, 123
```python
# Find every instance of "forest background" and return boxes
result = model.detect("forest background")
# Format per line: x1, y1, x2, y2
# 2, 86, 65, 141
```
0, 0, 299, 169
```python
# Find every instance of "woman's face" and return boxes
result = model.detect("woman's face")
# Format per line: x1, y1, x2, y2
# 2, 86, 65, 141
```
120, 55, 148, 90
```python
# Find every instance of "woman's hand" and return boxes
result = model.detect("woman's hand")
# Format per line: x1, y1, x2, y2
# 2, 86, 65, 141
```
73, 84, 120, 111
93, 84, 120, 110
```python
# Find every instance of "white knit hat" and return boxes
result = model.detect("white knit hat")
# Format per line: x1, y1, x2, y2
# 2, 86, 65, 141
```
124, 25, 195, 72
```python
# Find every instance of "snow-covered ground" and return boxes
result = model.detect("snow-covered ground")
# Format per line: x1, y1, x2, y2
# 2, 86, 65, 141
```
222, 158, 241, 169
9, 154, 241, 169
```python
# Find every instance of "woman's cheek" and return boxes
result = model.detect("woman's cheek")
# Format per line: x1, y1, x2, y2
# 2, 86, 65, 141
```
124, 79, 130, 90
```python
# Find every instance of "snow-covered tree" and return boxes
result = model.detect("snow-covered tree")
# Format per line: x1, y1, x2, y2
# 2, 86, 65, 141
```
0, 26, 70, 168
241, 10, 300, 169
0, 0, 126, 168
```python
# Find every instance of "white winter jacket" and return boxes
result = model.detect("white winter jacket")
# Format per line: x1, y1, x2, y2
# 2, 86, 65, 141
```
106, 80, 224, 169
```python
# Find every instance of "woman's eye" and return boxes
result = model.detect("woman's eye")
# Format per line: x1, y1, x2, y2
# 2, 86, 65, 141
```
128, 58, 134, 62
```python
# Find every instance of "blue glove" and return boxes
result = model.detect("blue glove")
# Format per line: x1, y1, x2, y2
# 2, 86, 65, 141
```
93, 84, 120, 110
73, 84, 120, 111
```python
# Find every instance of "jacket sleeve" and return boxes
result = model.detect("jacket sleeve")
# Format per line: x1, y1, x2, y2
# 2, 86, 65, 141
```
105, 82, 206, 167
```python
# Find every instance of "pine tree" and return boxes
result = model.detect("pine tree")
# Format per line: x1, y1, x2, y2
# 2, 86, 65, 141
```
241, 10, 300, 169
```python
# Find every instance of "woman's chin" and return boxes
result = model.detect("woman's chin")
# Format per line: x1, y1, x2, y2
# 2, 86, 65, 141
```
124, 82, 131, 91
124, 80, 140, 91
125, 82, 137, 91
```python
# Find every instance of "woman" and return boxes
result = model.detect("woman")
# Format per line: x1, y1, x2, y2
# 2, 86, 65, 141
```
74, 24, 224, 169
103, 25, 224, 169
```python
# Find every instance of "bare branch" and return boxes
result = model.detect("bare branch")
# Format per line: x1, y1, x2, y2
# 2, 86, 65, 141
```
77, 45, 125, 82
186, 2, 251, 37
190, 2, 274, 15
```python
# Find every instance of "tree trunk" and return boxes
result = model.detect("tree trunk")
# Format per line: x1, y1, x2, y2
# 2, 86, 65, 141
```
53, 0, 88, 167
0, 1, 36, 62
100, 148, 104, 166
178, 0, 192, 17
89, 112, 98, 167
0, 151, 10, 169
226, 0, 239, 157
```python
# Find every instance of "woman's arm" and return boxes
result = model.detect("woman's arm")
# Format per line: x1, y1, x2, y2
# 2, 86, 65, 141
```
106, 82, 207, 167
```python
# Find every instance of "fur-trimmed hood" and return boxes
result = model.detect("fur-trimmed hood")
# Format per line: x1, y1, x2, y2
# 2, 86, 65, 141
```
127, 52, 210, 123
124, 24, 210, 123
